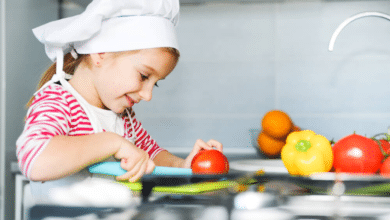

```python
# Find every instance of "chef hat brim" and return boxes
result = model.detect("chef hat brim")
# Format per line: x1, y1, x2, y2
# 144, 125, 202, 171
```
38, 16, 179, 62
75, 16, 179, 55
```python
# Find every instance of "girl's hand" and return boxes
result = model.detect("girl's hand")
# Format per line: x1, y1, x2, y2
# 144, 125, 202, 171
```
182, 139, 223, 168
114, 139, 155, 182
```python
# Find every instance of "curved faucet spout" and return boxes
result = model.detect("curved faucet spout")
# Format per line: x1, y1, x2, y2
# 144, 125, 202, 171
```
328, 12, 390, 51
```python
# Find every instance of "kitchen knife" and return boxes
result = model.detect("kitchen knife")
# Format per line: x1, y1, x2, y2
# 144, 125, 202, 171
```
88, 161, 193, 176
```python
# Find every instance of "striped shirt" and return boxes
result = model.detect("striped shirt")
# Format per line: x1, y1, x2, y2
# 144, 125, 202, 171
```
16, 84, 164, 179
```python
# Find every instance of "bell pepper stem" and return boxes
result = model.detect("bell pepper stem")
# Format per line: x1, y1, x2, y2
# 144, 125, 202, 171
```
295, 140, 312, 152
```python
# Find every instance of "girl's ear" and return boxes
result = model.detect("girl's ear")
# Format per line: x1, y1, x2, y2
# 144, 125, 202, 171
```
89, 53, 106, 67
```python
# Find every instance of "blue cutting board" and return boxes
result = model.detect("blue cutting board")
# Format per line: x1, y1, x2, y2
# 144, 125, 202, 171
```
88, 162, 243, 194
88, 162, 193, 176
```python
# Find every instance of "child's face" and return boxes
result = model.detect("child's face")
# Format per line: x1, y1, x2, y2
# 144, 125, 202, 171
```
91, 48, 178, 113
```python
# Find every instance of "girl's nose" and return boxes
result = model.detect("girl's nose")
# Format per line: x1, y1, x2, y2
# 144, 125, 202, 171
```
139, 85, 153, 102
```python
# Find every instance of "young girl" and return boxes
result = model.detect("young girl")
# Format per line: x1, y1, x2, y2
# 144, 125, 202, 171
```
16, 0, 222, 202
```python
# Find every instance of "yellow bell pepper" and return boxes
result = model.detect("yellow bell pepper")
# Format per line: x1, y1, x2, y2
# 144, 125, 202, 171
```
281, 130, 333, 175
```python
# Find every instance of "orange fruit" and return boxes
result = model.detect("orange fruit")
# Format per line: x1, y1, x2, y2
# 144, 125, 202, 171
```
257, 131, 286, 158
261, 110, 293, 139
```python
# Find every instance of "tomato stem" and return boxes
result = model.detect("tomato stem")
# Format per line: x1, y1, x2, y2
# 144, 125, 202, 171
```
371, 134, 390, 160
373, 139, 386, 155
371, 133, 390, 141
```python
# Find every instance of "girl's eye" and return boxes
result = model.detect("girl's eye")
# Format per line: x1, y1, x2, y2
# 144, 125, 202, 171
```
140, 73, 158, 87
140, 73, 148, 81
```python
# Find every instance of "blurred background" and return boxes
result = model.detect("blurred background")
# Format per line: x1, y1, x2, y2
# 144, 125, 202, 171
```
1, 0, 390, 219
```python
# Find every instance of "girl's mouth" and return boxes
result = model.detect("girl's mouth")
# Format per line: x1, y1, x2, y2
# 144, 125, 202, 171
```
125, 95, 135, 107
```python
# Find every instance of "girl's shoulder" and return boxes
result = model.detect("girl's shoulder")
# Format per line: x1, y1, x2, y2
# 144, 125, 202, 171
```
31, 83, 76, 107
37, 83, 69, 95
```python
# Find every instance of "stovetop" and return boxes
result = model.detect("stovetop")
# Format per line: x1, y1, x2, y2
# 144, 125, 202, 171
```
27, 183, 390, 220
25, 165, 390, 220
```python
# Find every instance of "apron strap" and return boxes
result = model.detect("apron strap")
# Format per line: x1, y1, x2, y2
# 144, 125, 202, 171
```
125, 108, 137, 143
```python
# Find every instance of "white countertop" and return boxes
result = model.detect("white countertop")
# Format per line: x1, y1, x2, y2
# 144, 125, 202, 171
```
11, 147, 261, 174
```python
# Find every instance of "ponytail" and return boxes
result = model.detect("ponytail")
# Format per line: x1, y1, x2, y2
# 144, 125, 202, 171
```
26, 53, 87, 107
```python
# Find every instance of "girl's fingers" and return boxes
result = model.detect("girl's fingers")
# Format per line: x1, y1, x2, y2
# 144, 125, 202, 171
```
145, 160, 156, 174
116, 157, 146, 181
195, 139, 213, 151
207, 139, 223, 152
116, 172, 130, 181
116, 158, 154, 182
118, 158, 137, 175
188, 139, 218, 160
128, 160, 149, 182
116, 167, 138, 181
183, 139, 211, 169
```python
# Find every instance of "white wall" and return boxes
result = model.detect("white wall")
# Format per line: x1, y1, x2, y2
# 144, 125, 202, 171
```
2, 1, 58, 219
0, 0, 6, 218
133, 1, 390, 155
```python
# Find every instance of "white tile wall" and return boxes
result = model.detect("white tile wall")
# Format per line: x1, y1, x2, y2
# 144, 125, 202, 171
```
133, 0, 390, 154
4, 1, 59, 219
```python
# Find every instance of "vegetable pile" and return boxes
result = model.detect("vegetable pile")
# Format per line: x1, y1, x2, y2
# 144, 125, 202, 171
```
280, 130, 390, 176
257, 110, 300, 158
257, 110, 390, 177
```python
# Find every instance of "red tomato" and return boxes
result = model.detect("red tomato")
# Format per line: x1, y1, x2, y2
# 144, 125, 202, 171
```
380, 157, 390, 176
191, 149, 229, 175
332, 134, 383, 174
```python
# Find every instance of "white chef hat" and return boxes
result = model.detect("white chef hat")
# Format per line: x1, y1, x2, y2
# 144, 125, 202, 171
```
32, 0, 180, 78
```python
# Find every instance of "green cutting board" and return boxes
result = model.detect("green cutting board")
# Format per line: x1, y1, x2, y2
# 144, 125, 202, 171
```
118, 180, 236, 194
118, 179, 257, 194
345, 183, 390, 196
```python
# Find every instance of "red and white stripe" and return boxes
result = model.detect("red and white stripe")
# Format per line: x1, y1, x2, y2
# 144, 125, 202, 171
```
16, 84, 164, 179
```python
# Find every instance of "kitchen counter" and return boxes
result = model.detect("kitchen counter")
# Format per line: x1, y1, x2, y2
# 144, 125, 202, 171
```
13, 149, 261, 220
11, 147, 261, 174
18, 160, 390, 220
25, 180, 390, 220
21, 148, 390, 220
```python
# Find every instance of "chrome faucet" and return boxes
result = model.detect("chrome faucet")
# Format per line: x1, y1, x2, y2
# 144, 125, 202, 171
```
328, 12, 390, 51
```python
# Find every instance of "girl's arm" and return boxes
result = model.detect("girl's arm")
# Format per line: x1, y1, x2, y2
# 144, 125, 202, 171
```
128, 111, 222, 168
153, 150, 185, 167
28, 132, 119, 181
28, 132, 154, 182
